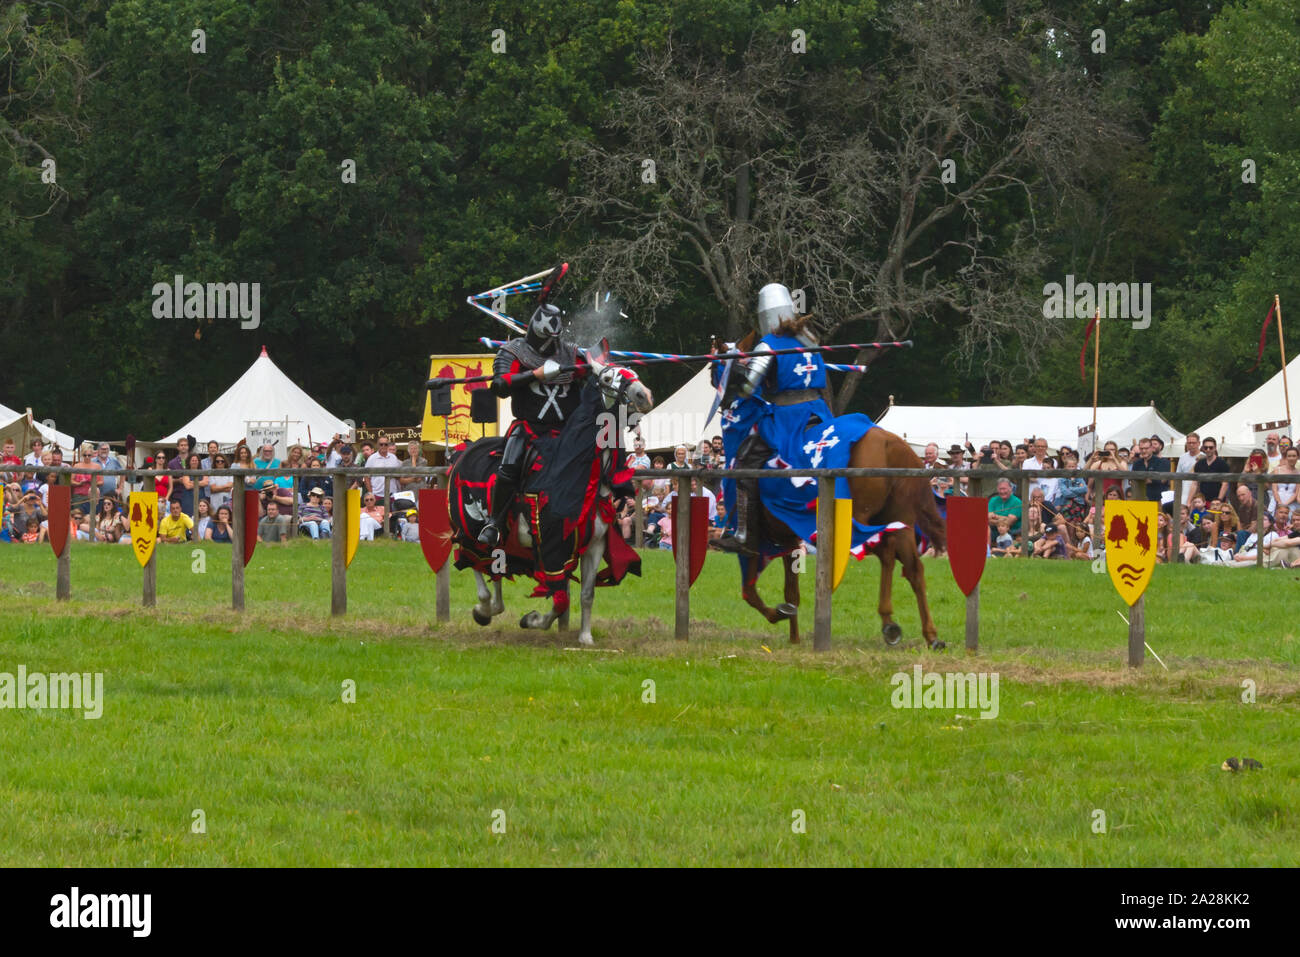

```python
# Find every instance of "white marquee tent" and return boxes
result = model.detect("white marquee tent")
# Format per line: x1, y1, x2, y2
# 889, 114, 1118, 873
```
0, 401, 79, 453
155, 346, 352, 450
621, 366, 719, 452
1194, 355, 1299, 457
876, 402, 1185, 455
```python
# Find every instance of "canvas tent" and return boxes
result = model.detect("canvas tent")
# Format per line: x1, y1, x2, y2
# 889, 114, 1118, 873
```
0, 402, 79, 454
154, 346, 352, 452
1194, 355, 1299, 457
621, 365, 719, 453
876, 402, 1185, 456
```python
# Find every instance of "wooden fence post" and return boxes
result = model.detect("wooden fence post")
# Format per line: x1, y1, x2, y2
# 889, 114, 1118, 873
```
1128, 595, 1145, 668
674, 476, 690, 640
142, 547, 156, 608
965, 585, 979, 653
814, 476, 833, 651
1018, 476, 1031, 558
290, 474, 300, 537
231, 474, 246, 611
1171, 480, 1182, 561
383, 477, 392, 541
89, 483, 98, 544
633, 486, 644, 549
1256, 476, 1268, 569
331, 470, 347, 616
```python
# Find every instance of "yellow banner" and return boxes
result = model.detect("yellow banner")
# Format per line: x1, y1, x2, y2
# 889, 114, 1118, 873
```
1104, 500, 1157, 606
422, 355, 500, 445
128, 492, 158, 567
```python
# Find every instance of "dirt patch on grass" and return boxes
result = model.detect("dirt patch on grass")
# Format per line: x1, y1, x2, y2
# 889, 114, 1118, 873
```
7, 598, 1299, 701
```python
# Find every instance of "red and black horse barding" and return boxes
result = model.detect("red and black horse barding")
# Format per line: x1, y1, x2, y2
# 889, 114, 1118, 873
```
447, 361, 654, 644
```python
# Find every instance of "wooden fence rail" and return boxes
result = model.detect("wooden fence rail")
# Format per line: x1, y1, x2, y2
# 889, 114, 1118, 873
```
7, 464, 1293, 646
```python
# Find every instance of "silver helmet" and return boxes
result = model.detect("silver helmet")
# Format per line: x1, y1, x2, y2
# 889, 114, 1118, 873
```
526, 302, 563, 354
756, 283, 796, 335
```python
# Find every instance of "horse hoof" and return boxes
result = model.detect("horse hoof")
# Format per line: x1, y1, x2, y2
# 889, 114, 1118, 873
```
472, 607, 491, 627
519, 613, 535, 629
929, 639, 946, 652
578, 634, 594, 647
882, 622, 903, 646
775, 603, 797, 619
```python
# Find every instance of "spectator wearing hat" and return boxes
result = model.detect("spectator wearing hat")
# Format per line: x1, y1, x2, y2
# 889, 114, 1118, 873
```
298, 487, 332, 539
397, 507, 421, 542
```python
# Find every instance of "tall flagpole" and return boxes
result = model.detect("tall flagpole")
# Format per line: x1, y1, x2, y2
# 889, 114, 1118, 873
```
1276, 294, 1292, 428
1092, 308, 1101, 434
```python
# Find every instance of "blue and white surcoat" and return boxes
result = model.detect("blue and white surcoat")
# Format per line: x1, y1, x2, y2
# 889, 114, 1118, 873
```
716, 334, 895, 553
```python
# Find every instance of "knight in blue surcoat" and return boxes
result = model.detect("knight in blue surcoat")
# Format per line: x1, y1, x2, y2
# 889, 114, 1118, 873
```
713, 283, 876, 556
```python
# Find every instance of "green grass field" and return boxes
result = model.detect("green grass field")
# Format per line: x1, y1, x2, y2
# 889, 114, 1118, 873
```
0, 539, 1296, 865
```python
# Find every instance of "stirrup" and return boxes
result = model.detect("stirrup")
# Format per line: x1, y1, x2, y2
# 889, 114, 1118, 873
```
714, 532, 757, 556
477, 522, 501, 546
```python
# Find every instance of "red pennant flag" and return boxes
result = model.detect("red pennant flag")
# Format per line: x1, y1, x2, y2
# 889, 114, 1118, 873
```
1079, 315, 1098, 381
1250, 301, 1276, 371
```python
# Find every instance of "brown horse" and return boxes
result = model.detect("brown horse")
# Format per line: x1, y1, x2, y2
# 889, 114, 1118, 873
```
740, 425, 947, 649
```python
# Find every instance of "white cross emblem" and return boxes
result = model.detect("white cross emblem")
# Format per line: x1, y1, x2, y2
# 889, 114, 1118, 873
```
533, 381, 568, 419
803, 425, 839, 468
792, 353, 818, 387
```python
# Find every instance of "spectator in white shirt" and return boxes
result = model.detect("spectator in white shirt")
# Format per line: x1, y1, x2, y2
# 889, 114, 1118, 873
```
1176, 432, 1200, 503
1023, 437, 1057, 503
365, 438, 401, 498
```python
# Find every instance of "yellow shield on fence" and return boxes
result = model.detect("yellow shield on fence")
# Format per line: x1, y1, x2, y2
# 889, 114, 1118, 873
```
128, 491, 159, 568
1104, 500, 1157, 606
832, 498, 853, 591
345, 488, 361, 567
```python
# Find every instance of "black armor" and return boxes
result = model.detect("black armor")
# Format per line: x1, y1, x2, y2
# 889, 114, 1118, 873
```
478, 309, 585, 546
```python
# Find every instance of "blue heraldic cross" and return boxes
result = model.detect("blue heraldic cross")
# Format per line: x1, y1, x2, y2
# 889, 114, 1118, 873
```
715, 333, 900, 556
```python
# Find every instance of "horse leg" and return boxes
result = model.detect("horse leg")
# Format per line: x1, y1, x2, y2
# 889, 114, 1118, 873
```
741, 561, 792, 625
895, 527, 943, 650
576, 521, 606, 646
472, 570, 494, 626
491, 576, 504, 616
782, 553, 801, 643
875, 537, 903, 645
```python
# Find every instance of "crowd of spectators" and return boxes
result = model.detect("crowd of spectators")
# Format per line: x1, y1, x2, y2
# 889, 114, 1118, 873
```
918, 430, 1300, 567
7, 427, 1299, 566
1, 434, 431, 546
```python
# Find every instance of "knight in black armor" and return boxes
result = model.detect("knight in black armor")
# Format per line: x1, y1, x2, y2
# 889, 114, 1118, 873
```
477, 299, 587, 546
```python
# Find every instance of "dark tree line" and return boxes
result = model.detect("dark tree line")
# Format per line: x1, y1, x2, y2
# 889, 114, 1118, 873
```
2, 0, 1294, 438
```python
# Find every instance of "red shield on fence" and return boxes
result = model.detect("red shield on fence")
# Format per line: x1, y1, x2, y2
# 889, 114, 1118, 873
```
244, 489, 259, 567
671, 496, 710, 586
418, 488, 453, 572
48, 485, 70, 557
945, 496, 989, 597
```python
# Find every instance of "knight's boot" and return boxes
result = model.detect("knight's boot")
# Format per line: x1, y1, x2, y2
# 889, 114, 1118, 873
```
478, 472, 517, 547
714, 481, 759, 556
